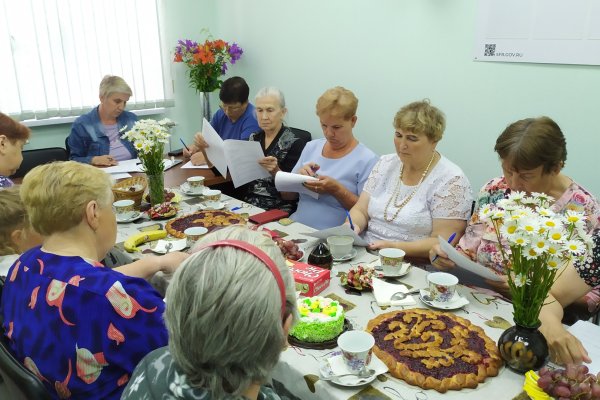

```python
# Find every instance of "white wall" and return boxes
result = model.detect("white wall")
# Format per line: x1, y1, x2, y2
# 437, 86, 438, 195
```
28, 0, 600, 197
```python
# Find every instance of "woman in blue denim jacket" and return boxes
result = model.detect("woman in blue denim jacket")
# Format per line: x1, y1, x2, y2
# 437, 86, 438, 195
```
67, 75, 138, 166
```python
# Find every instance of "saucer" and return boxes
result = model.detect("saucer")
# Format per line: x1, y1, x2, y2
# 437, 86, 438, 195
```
116, 211, 142, 223
379, 262, 412, 278
150, 238, 188, 254
332, 248, 358, 262
199, 201, 226, 210
320, 352, 388, 387
419, 289, 469, 310
180, 183, 206, 196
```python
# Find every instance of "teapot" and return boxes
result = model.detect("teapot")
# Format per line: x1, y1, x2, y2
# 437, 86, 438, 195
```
307, 242, 333, 270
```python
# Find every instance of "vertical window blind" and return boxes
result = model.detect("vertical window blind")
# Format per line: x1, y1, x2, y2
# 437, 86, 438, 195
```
0, 0, 172, 122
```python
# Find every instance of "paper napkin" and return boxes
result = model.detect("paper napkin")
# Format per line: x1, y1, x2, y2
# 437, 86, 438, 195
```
372, 277, 416, 307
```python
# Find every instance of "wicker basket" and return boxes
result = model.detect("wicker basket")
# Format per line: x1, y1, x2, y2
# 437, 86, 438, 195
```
112, 176, 147, 209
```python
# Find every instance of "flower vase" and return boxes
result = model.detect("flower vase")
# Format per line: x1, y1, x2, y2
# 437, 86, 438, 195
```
497, 320, 548, 373
200, 92, 212, 122
147, 173, 165, 206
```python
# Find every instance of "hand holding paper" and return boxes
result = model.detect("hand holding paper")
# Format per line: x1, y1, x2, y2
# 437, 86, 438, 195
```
274, 171, 319, 199
437, 235, 503, 281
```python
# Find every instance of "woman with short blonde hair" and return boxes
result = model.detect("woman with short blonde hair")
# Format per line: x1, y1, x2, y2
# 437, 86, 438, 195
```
67, 75, 138, 166
1, 161, 187, 400
289, 86, 378, 229
123, 226, 297, 400
349, 99, 472, 259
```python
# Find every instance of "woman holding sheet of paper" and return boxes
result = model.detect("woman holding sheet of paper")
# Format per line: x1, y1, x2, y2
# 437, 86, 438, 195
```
429, 117, 600, 321
241, 87, 309, 213
289, 87, 378, 230
347, 100, 472, 259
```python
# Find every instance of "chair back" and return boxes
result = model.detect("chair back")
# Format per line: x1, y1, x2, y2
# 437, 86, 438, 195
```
13, 147, 69, 178
289, 127, 312, 142
0, 277, 52, 400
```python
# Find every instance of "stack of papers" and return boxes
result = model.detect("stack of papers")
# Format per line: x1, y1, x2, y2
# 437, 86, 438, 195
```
101, 158, 181, 175
568, 320, 600, 373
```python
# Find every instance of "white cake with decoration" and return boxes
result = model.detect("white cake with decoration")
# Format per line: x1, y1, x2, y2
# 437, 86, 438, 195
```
288, 296, 345, 342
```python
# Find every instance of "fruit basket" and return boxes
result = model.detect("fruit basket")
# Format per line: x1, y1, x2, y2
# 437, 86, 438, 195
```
112, 176, 147, 209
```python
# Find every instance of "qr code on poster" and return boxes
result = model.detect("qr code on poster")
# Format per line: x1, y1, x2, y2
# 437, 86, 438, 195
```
484, 44, 496, 56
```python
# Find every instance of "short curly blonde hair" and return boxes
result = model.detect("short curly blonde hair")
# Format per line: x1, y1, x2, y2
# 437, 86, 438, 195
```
316, 86, 358, 120
394, 99, 446, 143
20, 161, 113, 236
99, 75, 132, 98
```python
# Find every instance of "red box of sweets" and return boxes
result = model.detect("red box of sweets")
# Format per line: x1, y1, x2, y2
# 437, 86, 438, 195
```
286, 260, 330, 297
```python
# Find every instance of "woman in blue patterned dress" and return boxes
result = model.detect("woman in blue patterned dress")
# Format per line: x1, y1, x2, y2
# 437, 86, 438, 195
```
0, 161, 188, 400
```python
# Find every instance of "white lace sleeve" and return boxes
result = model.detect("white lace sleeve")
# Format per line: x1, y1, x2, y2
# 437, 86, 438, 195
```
363, 155, 393, 195
430, 172, 473, 220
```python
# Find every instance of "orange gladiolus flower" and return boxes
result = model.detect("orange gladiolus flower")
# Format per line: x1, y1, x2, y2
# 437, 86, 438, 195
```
174, 53, 183, 62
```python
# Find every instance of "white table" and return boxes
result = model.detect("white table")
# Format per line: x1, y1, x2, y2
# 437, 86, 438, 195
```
115, 190, 527, 400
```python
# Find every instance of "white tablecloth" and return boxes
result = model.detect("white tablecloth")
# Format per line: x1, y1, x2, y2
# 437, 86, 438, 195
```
116, 190, 526, 400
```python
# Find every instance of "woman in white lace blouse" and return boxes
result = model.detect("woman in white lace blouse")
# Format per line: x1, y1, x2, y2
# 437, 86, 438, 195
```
348, 100, 473, 259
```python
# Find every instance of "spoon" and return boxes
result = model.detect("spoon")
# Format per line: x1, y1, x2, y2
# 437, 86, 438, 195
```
321, 368, 376, 381
164, 242, 173, 254
390, 288, 422, 301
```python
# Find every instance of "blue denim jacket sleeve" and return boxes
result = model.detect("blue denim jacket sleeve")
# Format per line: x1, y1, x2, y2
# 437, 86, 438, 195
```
67, 107, 138, 164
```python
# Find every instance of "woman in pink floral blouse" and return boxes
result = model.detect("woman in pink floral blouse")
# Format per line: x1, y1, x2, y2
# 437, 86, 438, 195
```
430, 116, 600, 315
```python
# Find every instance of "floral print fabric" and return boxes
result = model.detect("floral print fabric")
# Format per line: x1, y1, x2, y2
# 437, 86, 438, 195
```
0, 175, 13, 188
0, 246, 168, 399
122, 347, 282, 400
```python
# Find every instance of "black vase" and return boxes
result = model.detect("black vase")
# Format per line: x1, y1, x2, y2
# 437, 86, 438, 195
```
497, 321, 548, 373
307, 243, 333, 270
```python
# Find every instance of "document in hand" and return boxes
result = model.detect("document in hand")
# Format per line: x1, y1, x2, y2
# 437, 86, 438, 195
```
304, 224, 369, 247
437, 236, 503, 281
201, 118, 271, 187
274, 171, 319, 199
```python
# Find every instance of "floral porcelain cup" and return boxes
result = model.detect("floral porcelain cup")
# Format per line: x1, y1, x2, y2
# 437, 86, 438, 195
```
337, 331, 375, 374
427, 272, 459, 303
378, 248, 406, 275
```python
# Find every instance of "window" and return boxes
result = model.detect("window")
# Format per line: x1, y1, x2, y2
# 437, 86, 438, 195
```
0, 0, 172, 122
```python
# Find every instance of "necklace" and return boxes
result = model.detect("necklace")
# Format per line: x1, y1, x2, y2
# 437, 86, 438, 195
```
383, 151, 437, 222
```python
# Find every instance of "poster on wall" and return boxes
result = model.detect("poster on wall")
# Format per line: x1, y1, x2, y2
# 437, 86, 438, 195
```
473, 0, 600, 66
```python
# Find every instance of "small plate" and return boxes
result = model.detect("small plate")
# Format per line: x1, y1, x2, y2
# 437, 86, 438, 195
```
320, 352, 388, 387
379, 262, 412, 278
419, 289, 469, 310
199, 201, 226, 210
333, 248, 358, 262
150, 238, 188, 254
179, 183, 206, 196
116, 211, 143, 223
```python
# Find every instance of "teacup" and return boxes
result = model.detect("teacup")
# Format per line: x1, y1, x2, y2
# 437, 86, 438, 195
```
203, 189, 221, 202
186, 176, 205, 193
113, 199, 135, 220
326, 235, 354, 259
378, 248, 406, 275
427, 272, 459, 303
184, 226, 208, 248
337, 331, 375, 374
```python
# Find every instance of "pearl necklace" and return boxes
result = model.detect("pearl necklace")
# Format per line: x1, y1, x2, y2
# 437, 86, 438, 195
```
383, 152, 437, 222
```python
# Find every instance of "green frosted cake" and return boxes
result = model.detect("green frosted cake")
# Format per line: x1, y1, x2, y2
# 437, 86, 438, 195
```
289, 296, 345, 343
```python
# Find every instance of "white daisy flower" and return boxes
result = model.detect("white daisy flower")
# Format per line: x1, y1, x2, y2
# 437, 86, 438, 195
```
514, 273, 530, 287
479, 204, 493, 220
564, 239, 586, 255
507, 191, 526, 203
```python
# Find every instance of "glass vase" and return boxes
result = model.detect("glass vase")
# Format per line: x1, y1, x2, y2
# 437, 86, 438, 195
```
497, 320, 548, 373
147, 173, 165, 206
200, 92, 212, 122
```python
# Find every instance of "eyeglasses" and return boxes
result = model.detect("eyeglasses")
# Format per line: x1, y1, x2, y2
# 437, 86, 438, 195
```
219, 102, 244, 112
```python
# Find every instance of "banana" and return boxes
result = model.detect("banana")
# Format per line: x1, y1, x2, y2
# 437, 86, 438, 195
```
124, 230, 167, 252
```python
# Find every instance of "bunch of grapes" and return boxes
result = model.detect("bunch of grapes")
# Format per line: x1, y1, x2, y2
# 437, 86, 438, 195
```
537, 364, 600, 399
275, 238, 303, 261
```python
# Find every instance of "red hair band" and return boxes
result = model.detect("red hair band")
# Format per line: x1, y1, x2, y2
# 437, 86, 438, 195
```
197, 239, 287, 318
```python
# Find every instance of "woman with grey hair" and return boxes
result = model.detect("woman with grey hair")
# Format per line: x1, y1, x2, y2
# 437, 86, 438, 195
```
122, 226, 298, 400
67, 75, 138, 166
241, 87, 310, 213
